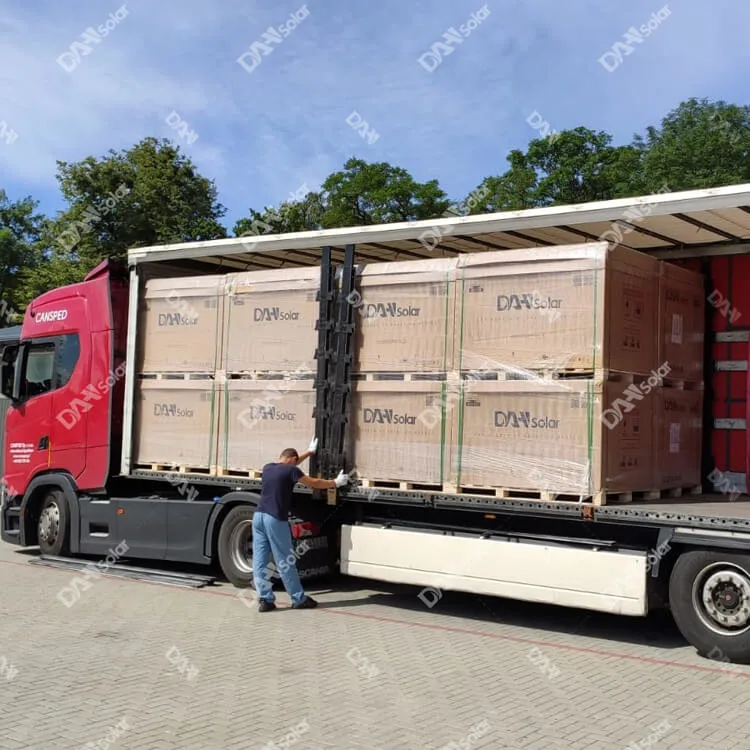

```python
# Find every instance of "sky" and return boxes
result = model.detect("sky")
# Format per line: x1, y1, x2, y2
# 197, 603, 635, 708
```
0, 0, 748, 230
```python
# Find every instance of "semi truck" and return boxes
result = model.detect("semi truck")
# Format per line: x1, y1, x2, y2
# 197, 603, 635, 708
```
3, 184, 750, 663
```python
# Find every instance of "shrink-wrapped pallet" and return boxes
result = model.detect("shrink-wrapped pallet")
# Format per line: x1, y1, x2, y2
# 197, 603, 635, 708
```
453, 243, 660, 376
217, 378, 316, 474
353, 258, 458, 373
449, 375, 656, 499
223, 267, 319, 374
133, 377, 218, 470
138, 276, 225, 373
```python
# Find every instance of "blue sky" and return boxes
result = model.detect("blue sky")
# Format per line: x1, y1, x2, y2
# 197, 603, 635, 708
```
0, 0, 748, 230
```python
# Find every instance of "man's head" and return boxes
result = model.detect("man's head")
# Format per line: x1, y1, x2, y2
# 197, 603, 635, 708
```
279, 448, 299, 464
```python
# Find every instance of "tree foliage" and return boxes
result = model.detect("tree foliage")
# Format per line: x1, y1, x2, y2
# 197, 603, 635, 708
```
2, 97, 748, 316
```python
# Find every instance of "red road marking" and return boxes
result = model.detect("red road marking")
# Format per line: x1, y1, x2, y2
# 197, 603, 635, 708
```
4, 556, 749, 679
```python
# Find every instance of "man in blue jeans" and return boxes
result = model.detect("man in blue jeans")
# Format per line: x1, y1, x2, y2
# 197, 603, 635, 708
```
253, 437, 349, 612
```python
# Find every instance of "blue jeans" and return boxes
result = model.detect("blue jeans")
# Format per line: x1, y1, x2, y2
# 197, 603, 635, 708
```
252, 512, 306, 605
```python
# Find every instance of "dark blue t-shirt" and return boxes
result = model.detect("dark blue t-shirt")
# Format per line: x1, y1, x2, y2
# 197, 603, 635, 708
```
258, 462, 304, 520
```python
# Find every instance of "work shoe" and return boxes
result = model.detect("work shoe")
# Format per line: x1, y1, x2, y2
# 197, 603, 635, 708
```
292, 596, 318, 609
258, 599, 276, 612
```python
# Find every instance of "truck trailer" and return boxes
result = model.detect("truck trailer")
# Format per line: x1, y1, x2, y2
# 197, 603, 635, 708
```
3, 184, 750, 662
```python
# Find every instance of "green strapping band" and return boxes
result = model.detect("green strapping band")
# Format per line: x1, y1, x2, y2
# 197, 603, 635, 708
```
209, 286, 222, 470
439, 275, 448, 483
456, 265, 467, 487
585, 263, 600, 495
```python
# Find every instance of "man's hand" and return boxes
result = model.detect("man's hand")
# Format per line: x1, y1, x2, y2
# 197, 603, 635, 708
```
334, 470, 350, 488
308, 437, 318, 454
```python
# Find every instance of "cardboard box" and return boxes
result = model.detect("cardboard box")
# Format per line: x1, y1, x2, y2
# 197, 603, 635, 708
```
349, 379, 455, 484
653, 388, 703, 488
354, 258, 458, 372
138, 276, 225, 373
218, 378, 316, 473
453, 243, 660, 375
450, 376, 654, 495
133, 378, 218, 469
223, 268, 319, 374
658, 263, 705, 383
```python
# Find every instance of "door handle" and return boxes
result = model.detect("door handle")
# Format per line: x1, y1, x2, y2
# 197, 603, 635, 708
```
38, 436, 49, 450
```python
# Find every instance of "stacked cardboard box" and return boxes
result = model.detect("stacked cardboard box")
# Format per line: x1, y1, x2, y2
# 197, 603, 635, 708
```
217, 267, 320, 474
129, 244, 706, 499
132, 276, 225, 470
349, 258, 457, 484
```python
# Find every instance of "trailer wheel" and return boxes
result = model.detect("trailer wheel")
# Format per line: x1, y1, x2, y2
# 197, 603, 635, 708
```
217, 506, 256, 588
37, 489, 70, 556
670, 550, 750, 664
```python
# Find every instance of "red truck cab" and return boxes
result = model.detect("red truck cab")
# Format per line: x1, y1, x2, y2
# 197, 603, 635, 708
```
0, 262, 129, 548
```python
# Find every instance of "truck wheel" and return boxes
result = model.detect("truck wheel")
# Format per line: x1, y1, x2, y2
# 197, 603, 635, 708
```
217, 506, 256, 588
670, 550, 750, 664
37, 489, 70, 556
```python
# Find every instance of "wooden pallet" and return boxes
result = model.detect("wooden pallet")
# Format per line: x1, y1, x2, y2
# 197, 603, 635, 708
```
134, 464, 213, 475
358, 478, 445, 492
355, 479, 702, 506
226, 371, 315, 381
138, 372, 214, 381
214, 467, 264, 479
353, 372, 447, 382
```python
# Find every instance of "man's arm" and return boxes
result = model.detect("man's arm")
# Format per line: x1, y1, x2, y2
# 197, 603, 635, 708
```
298, 474, 336, 490
295, 437, 318, 465
298, 470, 349, 491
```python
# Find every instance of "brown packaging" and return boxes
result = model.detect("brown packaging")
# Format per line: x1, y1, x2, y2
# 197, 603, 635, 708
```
218, 378, 316, 473
657, 263, 705, 382
349, 379, 455, 484
133, 378, 218, 469
450, 376, 654, 496
653, 387, 703, 488
138, 276, 225, 373
223, 268, 319, 374
354, 258, 458, 372
453, 243, 660, 375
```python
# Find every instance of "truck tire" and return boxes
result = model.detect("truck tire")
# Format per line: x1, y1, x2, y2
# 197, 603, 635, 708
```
670, 549, 750, 664
37, 489, 70, 556
217, 506, 256, 588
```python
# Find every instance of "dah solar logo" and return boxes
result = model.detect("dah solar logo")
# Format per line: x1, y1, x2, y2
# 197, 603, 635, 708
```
361, 302, 421, 319
153, 404, 195, 418
245, 406, 296, 421
158, 312, 198, 326
494, 410, 560, 429
363, 408, 418, 425
253, 307, 300, 322
496, 293, 562, 312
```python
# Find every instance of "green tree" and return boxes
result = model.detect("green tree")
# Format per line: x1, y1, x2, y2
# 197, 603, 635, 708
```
0, 190, 45, 321
468, 128, 643, 213
233, 190, 324, 238
319, 158, 451, 227
634, 98, 750, 193
46, 137, 227, 281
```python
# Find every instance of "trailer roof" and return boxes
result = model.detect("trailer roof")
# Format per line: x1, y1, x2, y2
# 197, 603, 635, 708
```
128, 183, 750, 272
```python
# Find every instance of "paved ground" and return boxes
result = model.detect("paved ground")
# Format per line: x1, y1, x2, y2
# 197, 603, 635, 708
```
1, 543, 749, 750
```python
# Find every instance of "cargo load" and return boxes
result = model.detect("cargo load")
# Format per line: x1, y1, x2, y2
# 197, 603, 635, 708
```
353, 258, 458, 373
453, 243, 660, 375
217, 377, 316, 475
657, 263, 705, 383
138, 276, 225, 373
132, 377, 218, 470
448, 375, 655, 499
223, 267, 319, 375
349, 378, 454, 485
653, 387, 703, 489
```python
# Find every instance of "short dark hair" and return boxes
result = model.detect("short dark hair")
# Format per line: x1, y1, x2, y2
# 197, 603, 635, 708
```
280, 448, 299, 460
